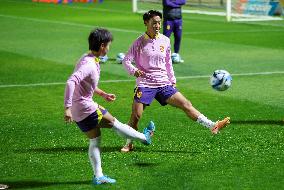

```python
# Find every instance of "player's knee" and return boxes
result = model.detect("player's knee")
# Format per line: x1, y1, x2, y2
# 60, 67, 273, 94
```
109, 118, 116, 126
134, 113, 142, 120
132, 112, 142, 121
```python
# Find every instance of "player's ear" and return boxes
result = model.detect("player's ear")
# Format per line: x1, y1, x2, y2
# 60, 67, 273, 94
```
144, 20, 148, 26
100, 43, 105, 48
100, 43, 107, 52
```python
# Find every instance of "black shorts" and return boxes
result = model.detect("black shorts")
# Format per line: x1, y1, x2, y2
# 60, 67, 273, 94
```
76, 106, 107, 132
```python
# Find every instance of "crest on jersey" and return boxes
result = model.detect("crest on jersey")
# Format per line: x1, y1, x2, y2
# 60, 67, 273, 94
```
160, 46, 165, 52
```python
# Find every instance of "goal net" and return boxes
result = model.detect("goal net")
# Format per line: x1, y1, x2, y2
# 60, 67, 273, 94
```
132, 0, 283, 21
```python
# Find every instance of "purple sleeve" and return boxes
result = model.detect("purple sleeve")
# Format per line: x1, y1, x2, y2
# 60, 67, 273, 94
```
165, 44, 176, 84
178, 0, 186, 5
122, 42, 138, 76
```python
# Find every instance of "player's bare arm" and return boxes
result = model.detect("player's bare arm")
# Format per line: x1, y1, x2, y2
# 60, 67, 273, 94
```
95, 87, 116, 102
64, 107, 73, 123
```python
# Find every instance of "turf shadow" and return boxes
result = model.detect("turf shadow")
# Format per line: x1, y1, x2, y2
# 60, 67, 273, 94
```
18, 146, 127, 154
134, 162, 160, 167
18, 146, 200, 155
231, 120, 284, 126
133, 148, 201, 155
0, 180, 91, 189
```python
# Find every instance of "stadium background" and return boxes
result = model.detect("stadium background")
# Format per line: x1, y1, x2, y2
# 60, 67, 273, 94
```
0, 0, 284, 189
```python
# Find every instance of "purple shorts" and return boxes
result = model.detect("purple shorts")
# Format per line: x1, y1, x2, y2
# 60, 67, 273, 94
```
133, 85, 178, 106
76, 106, 107, 132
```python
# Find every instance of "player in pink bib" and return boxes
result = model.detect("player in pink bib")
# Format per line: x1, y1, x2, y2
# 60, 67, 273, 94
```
121, 10, 230, 152
64, 28, 155, 185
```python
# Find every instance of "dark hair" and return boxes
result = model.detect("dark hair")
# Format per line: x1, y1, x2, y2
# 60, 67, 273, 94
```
143, 10, 162, 22
88, 28, 113, 51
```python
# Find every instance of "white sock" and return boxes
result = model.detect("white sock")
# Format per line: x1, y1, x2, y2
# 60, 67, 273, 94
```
112, 118, 146, 143
196, 114, 215, 129
126, 139, 133, 145
89, 137, 103, 178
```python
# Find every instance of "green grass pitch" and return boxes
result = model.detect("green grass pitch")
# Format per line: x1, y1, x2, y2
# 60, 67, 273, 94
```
0, 0, 284, 189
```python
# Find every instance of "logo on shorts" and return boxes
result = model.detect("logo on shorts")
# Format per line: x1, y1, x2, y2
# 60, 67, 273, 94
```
136, 90, 142, 99
167, 25, 170, 30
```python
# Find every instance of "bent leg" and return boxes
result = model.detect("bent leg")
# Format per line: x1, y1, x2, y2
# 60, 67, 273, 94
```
128, 101, 146, 130
98, 111, 147, 143
121, 101, 148, 152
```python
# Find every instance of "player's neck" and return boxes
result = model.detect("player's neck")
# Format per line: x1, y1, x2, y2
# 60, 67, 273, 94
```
145, 31, 156, 39
90, 50, 100, 58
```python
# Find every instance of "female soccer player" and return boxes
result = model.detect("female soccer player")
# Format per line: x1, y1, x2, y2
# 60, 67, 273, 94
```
121, 10, 230, 152
64, 28, 155, 185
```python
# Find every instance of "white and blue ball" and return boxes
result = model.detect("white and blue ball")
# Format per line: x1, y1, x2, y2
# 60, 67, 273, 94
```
210, 70, 232, 91
99, 55, 108, 63
116, 53, 125, 64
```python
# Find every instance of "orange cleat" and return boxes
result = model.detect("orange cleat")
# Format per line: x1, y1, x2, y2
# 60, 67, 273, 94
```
211, 117, 230, 134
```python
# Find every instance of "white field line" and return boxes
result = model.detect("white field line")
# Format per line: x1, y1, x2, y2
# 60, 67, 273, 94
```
3, 0, 284, 28
183, 28, 284, 35
0, 14, 141, 34
1, 71, 284, 88
0, 14, 283, 35
4, 0, 134, 15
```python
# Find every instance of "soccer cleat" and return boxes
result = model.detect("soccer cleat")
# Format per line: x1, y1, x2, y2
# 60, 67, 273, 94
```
143, 121, 155, 145
120, 143, 134, 153
211, 117, 230, 134
172, 53, 184, 64
0, 184, 9, 190
93, 175, 116, 185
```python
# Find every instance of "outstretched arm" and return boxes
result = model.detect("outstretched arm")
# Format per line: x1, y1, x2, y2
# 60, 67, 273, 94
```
95, 87, 116, 102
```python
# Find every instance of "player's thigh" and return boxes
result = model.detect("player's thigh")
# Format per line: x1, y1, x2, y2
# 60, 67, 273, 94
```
98, 112, 115, 129
132, 100, 146, 114
129, 101, 146, 122
173, 19, 182, 36
163, 20, 174, 36
166, 92, 191, 109
84, 127, 101, 139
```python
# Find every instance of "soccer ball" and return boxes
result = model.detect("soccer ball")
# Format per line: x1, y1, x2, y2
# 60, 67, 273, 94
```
99, 55, 108, 63
210, 70, 232, 91
116, 53, 125, 64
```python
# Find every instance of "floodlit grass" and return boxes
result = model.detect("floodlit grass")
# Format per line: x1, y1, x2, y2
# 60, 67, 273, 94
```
0, 0, 284, 189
